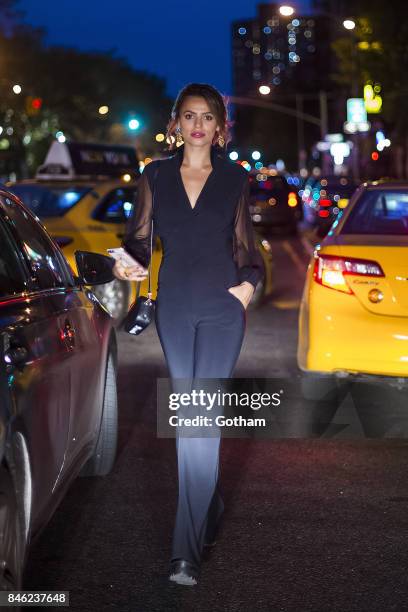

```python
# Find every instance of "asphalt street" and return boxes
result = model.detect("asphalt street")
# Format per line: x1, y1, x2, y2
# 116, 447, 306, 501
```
24, 234, 408, 612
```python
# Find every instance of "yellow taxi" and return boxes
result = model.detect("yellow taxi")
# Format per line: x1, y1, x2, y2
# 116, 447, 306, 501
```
298, 181, 408, 377
9, 141, 273, 318
8, 141, 152, 319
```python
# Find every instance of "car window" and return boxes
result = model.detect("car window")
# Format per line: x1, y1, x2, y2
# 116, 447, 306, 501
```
0, 215, 27, 298
2, 195, 71, 289
342, 190, 408, 235
96, 188, 136, 223
8, 184, 91, 218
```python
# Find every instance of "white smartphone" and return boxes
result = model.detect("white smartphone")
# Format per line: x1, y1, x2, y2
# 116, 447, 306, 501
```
107, 247, 144, 269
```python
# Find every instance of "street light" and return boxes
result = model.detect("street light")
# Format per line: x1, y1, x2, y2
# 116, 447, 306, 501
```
259, 85, 271, 95
12, 84, 22, 94
99, 105, 109, 115
279, 5, 294, 17
343, 19, 356, 30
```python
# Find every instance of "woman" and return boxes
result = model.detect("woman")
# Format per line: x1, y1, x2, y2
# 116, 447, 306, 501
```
113, 83, 263, 586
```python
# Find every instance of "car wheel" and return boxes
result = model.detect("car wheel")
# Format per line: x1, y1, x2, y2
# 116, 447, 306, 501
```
0, 464, 23, 593
92, 279, 130, 321
80, 353, 118, 477
300, 372, 349, 437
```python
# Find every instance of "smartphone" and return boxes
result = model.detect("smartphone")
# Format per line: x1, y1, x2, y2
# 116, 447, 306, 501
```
107, 247, 144, 268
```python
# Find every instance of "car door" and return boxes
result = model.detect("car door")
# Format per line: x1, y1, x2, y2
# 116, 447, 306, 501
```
2, 193, 102, 473
0, 194, 73, 531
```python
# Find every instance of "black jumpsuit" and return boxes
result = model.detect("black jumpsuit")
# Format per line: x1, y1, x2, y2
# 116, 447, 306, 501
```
123, 143, 264, 567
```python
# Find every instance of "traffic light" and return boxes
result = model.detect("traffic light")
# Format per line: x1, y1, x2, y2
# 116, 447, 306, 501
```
25, 96, 43, 116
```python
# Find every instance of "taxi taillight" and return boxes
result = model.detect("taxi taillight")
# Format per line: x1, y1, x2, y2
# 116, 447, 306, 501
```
313, 254, 384, 294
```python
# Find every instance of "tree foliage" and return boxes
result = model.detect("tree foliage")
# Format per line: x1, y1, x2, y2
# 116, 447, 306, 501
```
0, 3, 172, 178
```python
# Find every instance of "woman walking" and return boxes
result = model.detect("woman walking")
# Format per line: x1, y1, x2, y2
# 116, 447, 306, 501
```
113, 83, 263, 585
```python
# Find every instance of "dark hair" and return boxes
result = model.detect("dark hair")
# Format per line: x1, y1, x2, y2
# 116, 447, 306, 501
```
165, 82, 232, 151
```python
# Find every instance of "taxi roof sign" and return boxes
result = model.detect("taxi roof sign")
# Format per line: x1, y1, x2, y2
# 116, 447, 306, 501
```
36, 141, 140, 180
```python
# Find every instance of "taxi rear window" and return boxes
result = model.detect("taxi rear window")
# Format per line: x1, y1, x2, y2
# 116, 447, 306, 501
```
8, 184, 92, 218
342, 190, 408, 235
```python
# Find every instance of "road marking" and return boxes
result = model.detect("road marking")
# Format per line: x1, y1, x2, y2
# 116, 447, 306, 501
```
271, 299, 300, 310
282, 240, 307, 275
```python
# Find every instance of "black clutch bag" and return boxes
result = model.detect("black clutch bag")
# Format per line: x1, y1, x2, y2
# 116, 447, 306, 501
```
121, 162, 160, 335
122, 294, 155, 335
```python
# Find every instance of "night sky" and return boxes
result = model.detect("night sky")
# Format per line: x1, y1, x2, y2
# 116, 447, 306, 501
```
19, 0, 312, 98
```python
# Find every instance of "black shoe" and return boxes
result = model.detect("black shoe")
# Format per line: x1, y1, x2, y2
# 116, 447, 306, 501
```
169, 559, 199, 586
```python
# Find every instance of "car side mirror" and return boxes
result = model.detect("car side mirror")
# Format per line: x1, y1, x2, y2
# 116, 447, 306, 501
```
74, 251, 115, 285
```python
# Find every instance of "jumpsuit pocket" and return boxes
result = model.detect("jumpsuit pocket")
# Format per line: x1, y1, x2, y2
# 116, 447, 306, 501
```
226, 287, 246, 311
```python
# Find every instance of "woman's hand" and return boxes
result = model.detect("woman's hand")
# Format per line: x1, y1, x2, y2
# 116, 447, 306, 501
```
112, 258, 148, 282
228, 281, 254, 309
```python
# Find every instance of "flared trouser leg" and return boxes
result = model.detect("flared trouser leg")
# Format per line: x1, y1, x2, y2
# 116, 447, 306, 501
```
156, 300, 245, 567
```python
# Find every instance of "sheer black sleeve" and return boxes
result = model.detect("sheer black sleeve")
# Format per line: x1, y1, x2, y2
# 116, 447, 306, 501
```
122, 165, 155, 269
233, 174, 264, 290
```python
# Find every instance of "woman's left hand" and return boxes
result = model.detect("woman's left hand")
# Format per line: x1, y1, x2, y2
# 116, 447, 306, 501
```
228, 281, 254, 310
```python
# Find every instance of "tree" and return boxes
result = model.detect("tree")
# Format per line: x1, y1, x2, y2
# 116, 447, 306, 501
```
0, 13, 173, 179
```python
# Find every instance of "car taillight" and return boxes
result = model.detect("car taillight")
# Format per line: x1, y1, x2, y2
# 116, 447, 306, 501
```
318, 209, 330, 218
313, 254, 384, 294
53, 236, 73, 248
288, 192, 298, 207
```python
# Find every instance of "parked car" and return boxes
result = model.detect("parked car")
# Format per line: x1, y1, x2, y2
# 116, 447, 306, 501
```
248, 171, 301, 235
0, 185, 118, 591
298, 180, 408, 377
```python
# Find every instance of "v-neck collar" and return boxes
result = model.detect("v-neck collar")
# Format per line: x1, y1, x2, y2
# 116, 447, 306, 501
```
173, 144, 224, 212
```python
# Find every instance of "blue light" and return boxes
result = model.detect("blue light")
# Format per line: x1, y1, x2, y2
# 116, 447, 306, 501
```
376, 130, 385, 144
263, 26, 271, 34
63, 191, 80, 205
128, 119, 140, 130
255, 161, 263, 169
238, 27, 246, 35
123, 201, 133, 218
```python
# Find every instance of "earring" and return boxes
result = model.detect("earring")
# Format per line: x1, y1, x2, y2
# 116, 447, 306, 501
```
217, 133, 225, 147
175, 126, 183, 145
